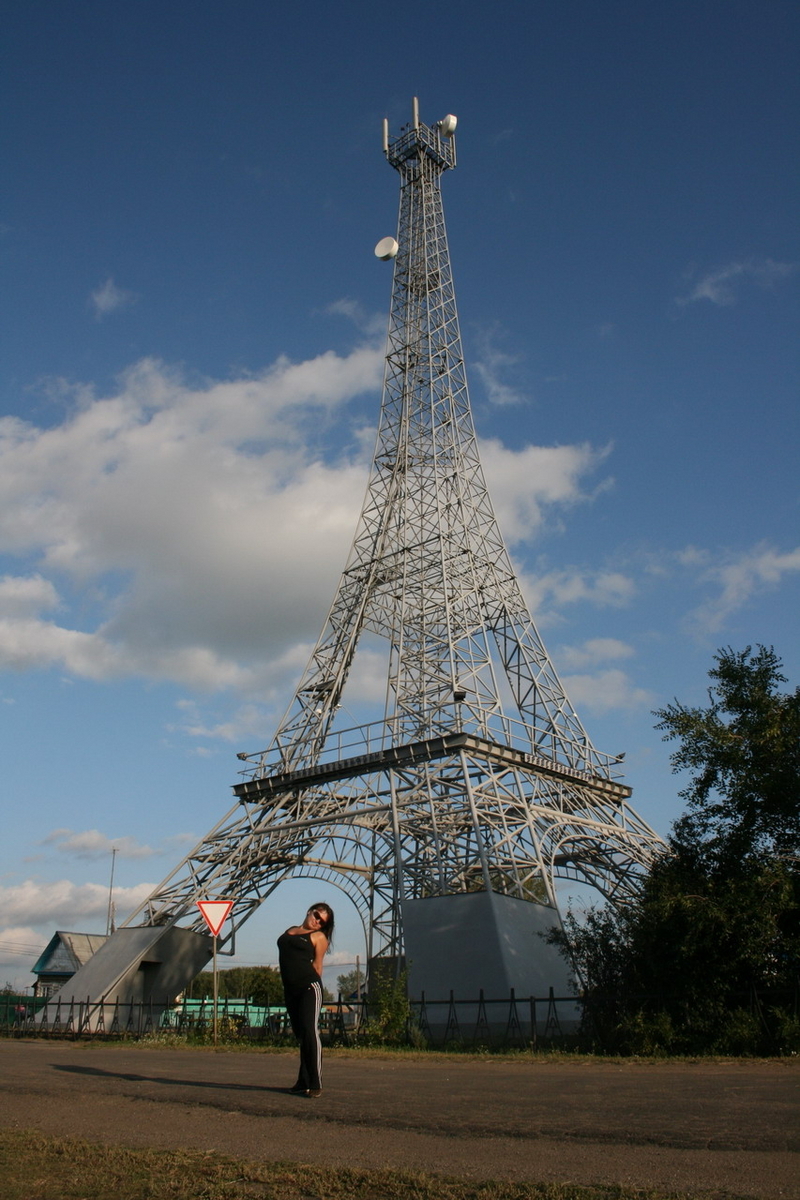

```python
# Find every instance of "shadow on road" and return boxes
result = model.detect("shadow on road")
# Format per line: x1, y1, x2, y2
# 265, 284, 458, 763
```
52, 1063, 291, 1096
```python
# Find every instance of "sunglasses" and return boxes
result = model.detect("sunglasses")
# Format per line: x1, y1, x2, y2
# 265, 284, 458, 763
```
310, 909, 326, 923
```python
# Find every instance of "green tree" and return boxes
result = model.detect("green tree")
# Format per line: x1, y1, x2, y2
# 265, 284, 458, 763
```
336, 966, 366, 998
655, 645, 800, 863
561, 851, 799, 1054
368, 968, 414, 1044
555, 647, 800, 1055
190, 965, 284, 1006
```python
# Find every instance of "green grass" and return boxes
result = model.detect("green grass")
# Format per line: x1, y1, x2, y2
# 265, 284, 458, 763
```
124, 1036, 797, 1067
0, 1130, 739, 1200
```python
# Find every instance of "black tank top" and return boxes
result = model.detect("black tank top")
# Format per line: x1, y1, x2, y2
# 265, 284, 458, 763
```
277, 930, 318, 992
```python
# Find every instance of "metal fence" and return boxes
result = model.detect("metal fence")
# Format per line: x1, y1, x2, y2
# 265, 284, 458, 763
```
5, 984, 795, 1050
0, 987, 579, 1048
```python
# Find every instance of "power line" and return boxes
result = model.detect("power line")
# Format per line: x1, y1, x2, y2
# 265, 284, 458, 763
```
0, 939, 47, 956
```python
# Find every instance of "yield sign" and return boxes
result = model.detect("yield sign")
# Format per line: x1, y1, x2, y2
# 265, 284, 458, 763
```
197, 900, 233, 937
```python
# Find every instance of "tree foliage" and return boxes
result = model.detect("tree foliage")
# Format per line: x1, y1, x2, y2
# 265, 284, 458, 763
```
655, 644, 800, 863
557, 647, 800, 1055
562, 852, 799, 1054
336, 966, 366, 998
190, 965, 284, 1006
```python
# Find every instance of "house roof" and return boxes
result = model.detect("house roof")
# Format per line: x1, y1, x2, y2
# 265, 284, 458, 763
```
32, 931, 109, 977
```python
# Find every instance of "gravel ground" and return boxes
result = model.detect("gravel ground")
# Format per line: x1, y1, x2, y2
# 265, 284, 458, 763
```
1, 1040, 798, 1197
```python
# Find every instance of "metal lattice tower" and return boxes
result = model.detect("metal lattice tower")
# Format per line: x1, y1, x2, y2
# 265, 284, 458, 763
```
121, 100, 664, 972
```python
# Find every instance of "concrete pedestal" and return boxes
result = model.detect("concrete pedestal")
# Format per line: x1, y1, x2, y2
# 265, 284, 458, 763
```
38, 925, 213, 1029
402, 892, 579, 1037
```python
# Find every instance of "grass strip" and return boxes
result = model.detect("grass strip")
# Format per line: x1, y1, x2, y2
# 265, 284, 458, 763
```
102, 1037, 795, 1066
0, 1129, 741, 1200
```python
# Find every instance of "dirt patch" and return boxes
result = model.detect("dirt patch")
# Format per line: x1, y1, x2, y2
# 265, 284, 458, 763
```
2, 1041, 798, 1198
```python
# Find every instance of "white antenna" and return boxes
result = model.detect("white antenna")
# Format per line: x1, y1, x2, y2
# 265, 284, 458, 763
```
412, 96, 419, 129
374, 236, 399, 260
382, 118, 389, 154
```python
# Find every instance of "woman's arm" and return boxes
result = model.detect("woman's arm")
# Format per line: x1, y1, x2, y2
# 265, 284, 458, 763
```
310, 931, 328, 979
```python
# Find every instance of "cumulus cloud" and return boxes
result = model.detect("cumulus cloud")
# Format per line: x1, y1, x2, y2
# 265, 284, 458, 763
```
0, 927, 48, 963
562, 668, 653, 716
0, 350, 605, 701
0, 926, 49, 987
677, 257, 798, 307
0, 350, 383, 689
42, 828, 156, 860
325, 949, 362, 968
551, 638, 650, 716
90, 277, 138, 319
555, 638, 635, 671
521, 565, 636, 619
325, 297, 385, 338
471, 330, 525, 407
481, 440, 610, 543
688, 542, 800, 633
0, 879, 154, 927
0, 573, 59, 617
0, 615, 256, 688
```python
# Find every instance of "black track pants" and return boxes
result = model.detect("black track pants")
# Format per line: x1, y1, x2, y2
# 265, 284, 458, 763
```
284, 980, 323, 1090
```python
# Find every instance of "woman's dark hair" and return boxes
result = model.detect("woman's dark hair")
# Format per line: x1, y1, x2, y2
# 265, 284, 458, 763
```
312, 902, 335, 946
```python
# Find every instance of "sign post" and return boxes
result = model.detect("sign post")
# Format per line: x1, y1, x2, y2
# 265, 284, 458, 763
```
197, 900, 234, 1046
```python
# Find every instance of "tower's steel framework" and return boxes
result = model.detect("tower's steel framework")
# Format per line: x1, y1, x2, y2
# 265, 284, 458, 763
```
122, 100, 664, 970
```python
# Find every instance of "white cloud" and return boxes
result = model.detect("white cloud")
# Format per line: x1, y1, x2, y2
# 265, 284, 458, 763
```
688, 543, 800, 633
674, 545, 709, 568
0, 926, 49, 988
471, 326, 528, 407
0, 878, 154, 927
174, 699, 277, 745
562, 668, 653, 716
556, 637, 635, 671
677, 257, 798, 307
90, 277, 137, 319
522, 565, 636, 617
481, 440, 610, 543
0, 927, 48, 964
0, 350, 383, 689
0, 616, 256, 687
552, 639, 649, 716
0, 573, 59, 617
325, 297, 385, 338
0, 350, 606, 700
326, 949, 361, 968
42, 829, 156, 860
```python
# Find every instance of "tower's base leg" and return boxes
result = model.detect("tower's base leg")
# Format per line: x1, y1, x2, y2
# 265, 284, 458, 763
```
39, 925, 213, 1029
402, 893, 579, 1037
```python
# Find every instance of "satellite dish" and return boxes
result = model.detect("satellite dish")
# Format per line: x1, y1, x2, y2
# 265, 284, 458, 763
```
374, 236, 399, 261
438, 114, 457, 137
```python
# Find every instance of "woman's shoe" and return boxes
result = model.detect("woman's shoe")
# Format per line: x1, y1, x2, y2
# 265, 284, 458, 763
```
307, 1088, 322, 1098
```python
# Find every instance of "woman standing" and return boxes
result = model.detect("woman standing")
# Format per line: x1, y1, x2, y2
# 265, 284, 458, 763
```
277, 902, 334, 1097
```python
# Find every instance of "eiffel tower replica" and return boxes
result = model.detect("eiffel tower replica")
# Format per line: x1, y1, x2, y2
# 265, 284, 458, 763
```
54, 100, 663, 1012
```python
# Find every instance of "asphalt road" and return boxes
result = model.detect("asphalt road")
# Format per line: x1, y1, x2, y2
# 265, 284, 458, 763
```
2, 1040, 798, 1197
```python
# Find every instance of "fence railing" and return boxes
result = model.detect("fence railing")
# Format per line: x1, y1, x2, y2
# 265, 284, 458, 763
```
5, 983, 796, 1050
1, 987, 579, 1047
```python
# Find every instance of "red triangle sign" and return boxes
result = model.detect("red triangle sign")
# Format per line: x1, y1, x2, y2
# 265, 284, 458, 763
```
197, 899, 233, 937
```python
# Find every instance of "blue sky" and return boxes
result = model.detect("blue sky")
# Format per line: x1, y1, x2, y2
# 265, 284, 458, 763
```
2, 1, 798, 990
